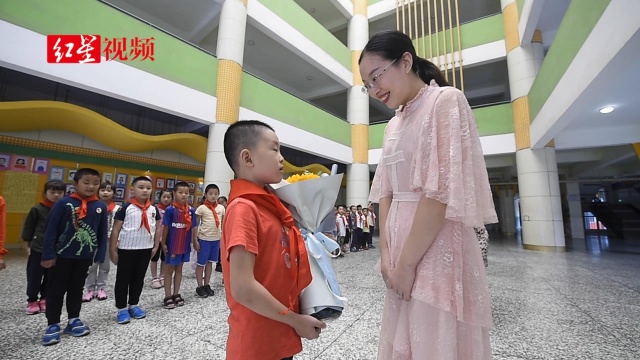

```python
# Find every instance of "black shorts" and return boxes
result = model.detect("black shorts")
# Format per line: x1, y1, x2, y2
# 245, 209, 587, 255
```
150, 247, 165, 262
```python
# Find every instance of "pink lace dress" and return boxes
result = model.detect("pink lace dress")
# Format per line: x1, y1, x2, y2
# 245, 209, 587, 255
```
369, 81, 498, 360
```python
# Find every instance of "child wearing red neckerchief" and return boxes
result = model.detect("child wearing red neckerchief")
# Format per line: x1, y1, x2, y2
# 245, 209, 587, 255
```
83, 182, 119, 303
150, 189, 173, 289
221, 120, 326, 360
194, 183, 225, 298
160, 181, 198, 309
22, 180, 65, 315
40, 168, 108, 346
110, 176, 162, 324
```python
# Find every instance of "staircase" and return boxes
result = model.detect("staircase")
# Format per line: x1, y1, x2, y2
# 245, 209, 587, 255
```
589, 202, 640, 240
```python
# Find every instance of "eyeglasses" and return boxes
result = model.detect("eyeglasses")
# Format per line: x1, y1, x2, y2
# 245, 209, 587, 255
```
361, 58, 398, 95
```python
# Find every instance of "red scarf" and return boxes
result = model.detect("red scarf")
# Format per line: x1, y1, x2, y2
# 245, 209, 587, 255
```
106, 201, 116, 213
172, 201, 192, 229
41, 199, 54, 208
70, 192, 99, 225
229, 179, 311, 311
130, 198, 152, 234
204, 200, 220, 228
157, 202, 168, 211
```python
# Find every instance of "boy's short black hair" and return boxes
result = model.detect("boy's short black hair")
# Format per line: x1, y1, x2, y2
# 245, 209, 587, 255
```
44, 180, 65, 193
223, 120, 275, 173
217, 196, 228, 203
131, 176, 152, 186
73, 168, 101, 183
204, 183, 220, 194
174, 181, 190, 191
357, 205, 363, 209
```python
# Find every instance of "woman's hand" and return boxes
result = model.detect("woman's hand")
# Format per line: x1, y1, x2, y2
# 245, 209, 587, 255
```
387, 262, 416, 301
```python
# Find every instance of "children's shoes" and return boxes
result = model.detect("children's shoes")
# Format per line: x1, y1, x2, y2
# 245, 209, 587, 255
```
82, 290, 95, 302
42, 324, 61, 346
27, 301, 40, 315
63, 318, 90, 337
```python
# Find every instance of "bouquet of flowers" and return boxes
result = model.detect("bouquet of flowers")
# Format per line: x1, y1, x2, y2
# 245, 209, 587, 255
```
271, 172, 346, 320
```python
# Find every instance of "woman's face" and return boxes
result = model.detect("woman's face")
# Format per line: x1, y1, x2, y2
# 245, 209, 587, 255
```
359, 53, 411, 109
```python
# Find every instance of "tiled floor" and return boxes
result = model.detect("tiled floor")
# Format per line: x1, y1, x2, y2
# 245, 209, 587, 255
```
0, 234, 639, 359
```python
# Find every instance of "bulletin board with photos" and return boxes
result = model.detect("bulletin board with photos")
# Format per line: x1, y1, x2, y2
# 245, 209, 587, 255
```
0, 153, 204, 247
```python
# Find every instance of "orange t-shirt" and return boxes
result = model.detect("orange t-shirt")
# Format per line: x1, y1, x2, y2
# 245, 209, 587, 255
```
222, 198, 302, 360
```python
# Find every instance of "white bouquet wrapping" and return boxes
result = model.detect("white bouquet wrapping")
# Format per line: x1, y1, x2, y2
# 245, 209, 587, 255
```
270, 174, 346, 320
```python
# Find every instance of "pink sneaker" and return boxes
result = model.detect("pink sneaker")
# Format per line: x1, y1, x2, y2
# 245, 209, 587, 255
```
39, 299, 46, 312
82, 290, 95, 302
26, 301, 40, 315
97, 289, 107, 301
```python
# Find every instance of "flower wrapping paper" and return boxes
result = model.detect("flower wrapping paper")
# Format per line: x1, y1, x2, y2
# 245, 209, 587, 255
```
271, 174, 346, 320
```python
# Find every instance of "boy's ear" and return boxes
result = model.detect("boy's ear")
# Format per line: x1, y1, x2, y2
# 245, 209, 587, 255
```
239, 148, 253, 167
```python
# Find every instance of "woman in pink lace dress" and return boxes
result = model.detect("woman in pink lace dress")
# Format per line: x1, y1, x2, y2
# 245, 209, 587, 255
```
360, 31, 498, 359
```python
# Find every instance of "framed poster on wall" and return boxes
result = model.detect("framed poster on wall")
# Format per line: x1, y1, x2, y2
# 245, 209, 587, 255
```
11, 155, 31, 172
0, 153, 11, 170
33, 159, 49, 174
49, 167, 64, 180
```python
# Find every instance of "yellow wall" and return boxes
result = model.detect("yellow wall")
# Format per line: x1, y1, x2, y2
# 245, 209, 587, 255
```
0, 156, 203, 249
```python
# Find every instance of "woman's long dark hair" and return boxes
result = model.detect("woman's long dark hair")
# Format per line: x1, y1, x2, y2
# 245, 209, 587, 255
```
359, 30, 449, 87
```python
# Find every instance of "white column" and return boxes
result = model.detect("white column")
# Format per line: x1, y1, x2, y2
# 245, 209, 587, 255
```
500, 188, 516, 236
204, 123, 234, 198
204, 0, 248, 198
565, 182, 585, 239
346, 0, 370, 208
517, 148, 565, 249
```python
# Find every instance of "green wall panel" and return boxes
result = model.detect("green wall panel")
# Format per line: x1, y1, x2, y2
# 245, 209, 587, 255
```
257, 0, 351, 69
241, 73, 351, 146
517, 0, 525, 16
528, 0, 611, 122
368, 103, 513, 149
0, 0, 218, 95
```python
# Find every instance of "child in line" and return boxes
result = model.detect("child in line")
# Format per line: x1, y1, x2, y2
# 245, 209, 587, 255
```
335, 205, 348, 257
22, 180, 65, 315
361, 208, 371, 251
150, 189, 173, 289
195, 184, 225, 298
161, 182, 198, 309
222, 120, 326, 360
83, 182, 119, 302
40, 168, 108, 346
215, 195, 228, 273
0, 195, 5, 271
110, 176, 161, 324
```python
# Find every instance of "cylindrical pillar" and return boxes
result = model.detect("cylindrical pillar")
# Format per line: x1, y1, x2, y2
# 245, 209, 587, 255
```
499, 188, 516, 236
204, 0, 248, 197
502, 0, 565, 251
346, 0, 370, 208
565, 182, 585, 239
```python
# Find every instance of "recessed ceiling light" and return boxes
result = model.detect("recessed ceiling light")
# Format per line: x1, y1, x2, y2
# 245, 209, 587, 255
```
306, 76, 313, 81
599, 106, 615, 114
247, 40, 255, 46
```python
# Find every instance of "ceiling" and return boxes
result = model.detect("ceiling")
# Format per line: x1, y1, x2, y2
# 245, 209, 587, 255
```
100, 0, 511, 123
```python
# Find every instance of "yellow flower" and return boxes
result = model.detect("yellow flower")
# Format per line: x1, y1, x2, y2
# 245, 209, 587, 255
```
286, 172, 320, 183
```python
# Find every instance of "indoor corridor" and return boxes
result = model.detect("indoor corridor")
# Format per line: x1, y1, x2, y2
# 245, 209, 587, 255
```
0, 234, 639, 359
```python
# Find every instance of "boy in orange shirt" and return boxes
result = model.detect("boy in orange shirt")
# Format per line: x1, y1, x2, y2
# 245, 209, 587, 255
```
222, 120, 326, 360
